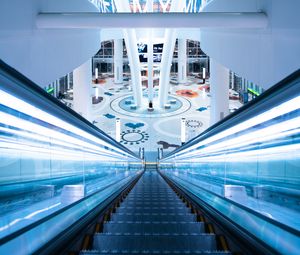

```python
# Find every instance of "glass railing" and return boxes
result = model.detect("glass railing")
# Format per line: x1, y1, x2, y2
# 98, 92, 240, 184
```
0, 59, 142, 253
160, 69, 300, 254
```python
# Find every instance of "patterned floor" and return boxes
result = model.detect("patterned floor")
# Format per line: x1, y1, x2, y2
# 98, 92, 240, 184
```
87, 77, 242, 159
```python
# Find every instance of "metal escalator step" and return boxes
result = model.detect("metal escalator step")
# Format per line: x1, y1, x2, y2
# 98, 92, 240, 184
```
121, 202, 184, 206
103, 222, 205, 234
126, 192, 175, 194
81, 171, 232, 255
125, 197, 179, 200
126, 193, 176, 196
111, 213, 196, 222
116, 206, 190, 214
81, 251, 232, 255
93, 233, 217, 251
129, 189, 172, 191
124, 198, 182, 202
127, 194, 176, 197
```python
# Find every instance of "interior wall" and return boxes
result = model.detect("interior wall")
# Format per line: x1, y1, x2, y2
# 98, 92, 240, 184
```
0, 0, 101, 87
200, 0, 300, 89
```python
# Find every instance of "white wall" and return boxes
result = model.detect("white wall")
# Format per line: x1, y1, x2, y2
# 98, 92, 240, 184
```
201, 0, 300, 89
0, 0, 101, 87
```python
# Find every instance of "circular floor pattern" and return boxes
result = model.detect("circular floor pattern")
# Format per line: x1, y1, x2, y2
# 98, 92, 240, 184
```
186, 120, 203, 129
110, 94, 191, 118
120, 130, 149, 145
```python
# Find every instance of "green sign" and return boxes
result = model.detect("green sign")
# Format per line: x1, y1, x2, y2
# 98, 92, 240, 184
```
247, 88, 260, 96
46, 87, 54, 94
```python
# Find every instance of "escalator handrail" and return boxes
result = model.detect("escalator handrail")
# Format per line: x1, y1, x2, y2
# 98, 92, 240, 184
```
159, 170, 279, 255
159, 170, 300, 237
0, 171, 143, 245
0, 58, 138, 159
162, 68, 300, 159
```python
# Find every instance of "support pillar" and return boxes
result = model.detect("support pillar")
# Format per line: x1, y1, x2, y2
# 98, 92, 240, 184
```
66, 73, 70, 90
230, 71, 235, 89
53, 80, 58, 97
123, 29, 143, 107
147, 0, 154, 104
115, 118, 121, 142
114, 39, 123, 84
114, 0, 143, 107
209, 59, 230, 126
158, 0, 185, 108
73, 59, 92, 121
158, 28, 177, 107
181, 117, 186, 145
178, 39, 187, 84
148, 29, 154, 103
95, 67, 98, 79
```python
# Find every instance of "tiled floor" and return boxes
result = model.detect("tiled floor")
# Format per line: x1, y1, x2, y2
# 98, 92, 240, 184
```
74, 77, 242, 159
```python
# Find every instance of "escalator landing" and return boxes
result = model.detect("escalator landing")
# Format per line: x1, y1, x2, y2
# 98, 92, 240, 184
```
82, 167, 231, 255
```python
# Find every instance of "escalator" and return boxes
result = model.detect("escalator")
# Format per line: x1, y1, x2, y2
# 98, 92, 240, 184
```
78, 164, 231, 255
0, 58, 299, 254
0, 59, 143, 254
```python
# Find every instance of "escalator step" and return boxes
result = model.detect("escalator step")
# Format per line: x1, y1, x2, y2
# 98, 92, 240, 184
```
117, 206, 190, 214
124, 198, 182, 202
93, 233, 217, 251
81, 251, 231, 255
126, 194, 177, 197
121, 202, 184, 206
83, 170, 231, 255
111, 213, 196, 222
103, 222, 205, 234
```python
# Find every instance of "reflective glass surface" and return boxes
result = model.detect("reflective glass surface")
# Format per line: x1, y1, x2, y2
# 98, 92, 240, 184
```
0, 62, 142, 253
160, 71, 300, 254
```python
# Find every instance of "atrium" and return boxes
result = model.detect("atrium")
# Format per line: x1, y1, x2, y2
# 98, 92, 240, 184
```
0, 0, 299, 254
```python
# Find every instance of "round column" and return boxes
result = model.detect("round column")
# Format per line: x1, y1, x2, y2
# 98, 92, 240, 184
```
209, 59, 230, 126
158, 29, 177, 108
148, 29, 154, 102
73, 59, 92, 121
147, 0, 154, 103
114, 39, 123, 84
178, 39, 187, 84
123, 29, 143, 107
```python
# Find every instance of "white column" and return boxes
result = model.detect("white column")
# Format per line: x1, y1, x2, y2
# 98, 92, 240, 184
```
158, 0, 185, 107
181, 117, 186, 144
95, 87, 99, 99
209, 59, 230, 126
123, 29, 143, 107
202, 67, 206, 79
114, 0, 143, 107
148, 29, 154, 102
158, 29, 177, 107
114, 39, 123, 84
54, 79, 59, 97
115, 118, 121, 142
178, 39, 187, 84
95, 67, 98, 79
67, 73, 70, 90
230, 71, 235, 89
73, 59, 92, 121
147, 0, 154, 103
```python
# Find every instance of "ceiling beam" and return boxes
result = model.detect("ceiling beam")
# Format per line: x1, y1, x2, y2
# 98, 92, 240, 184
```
36, 12, 268, 29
